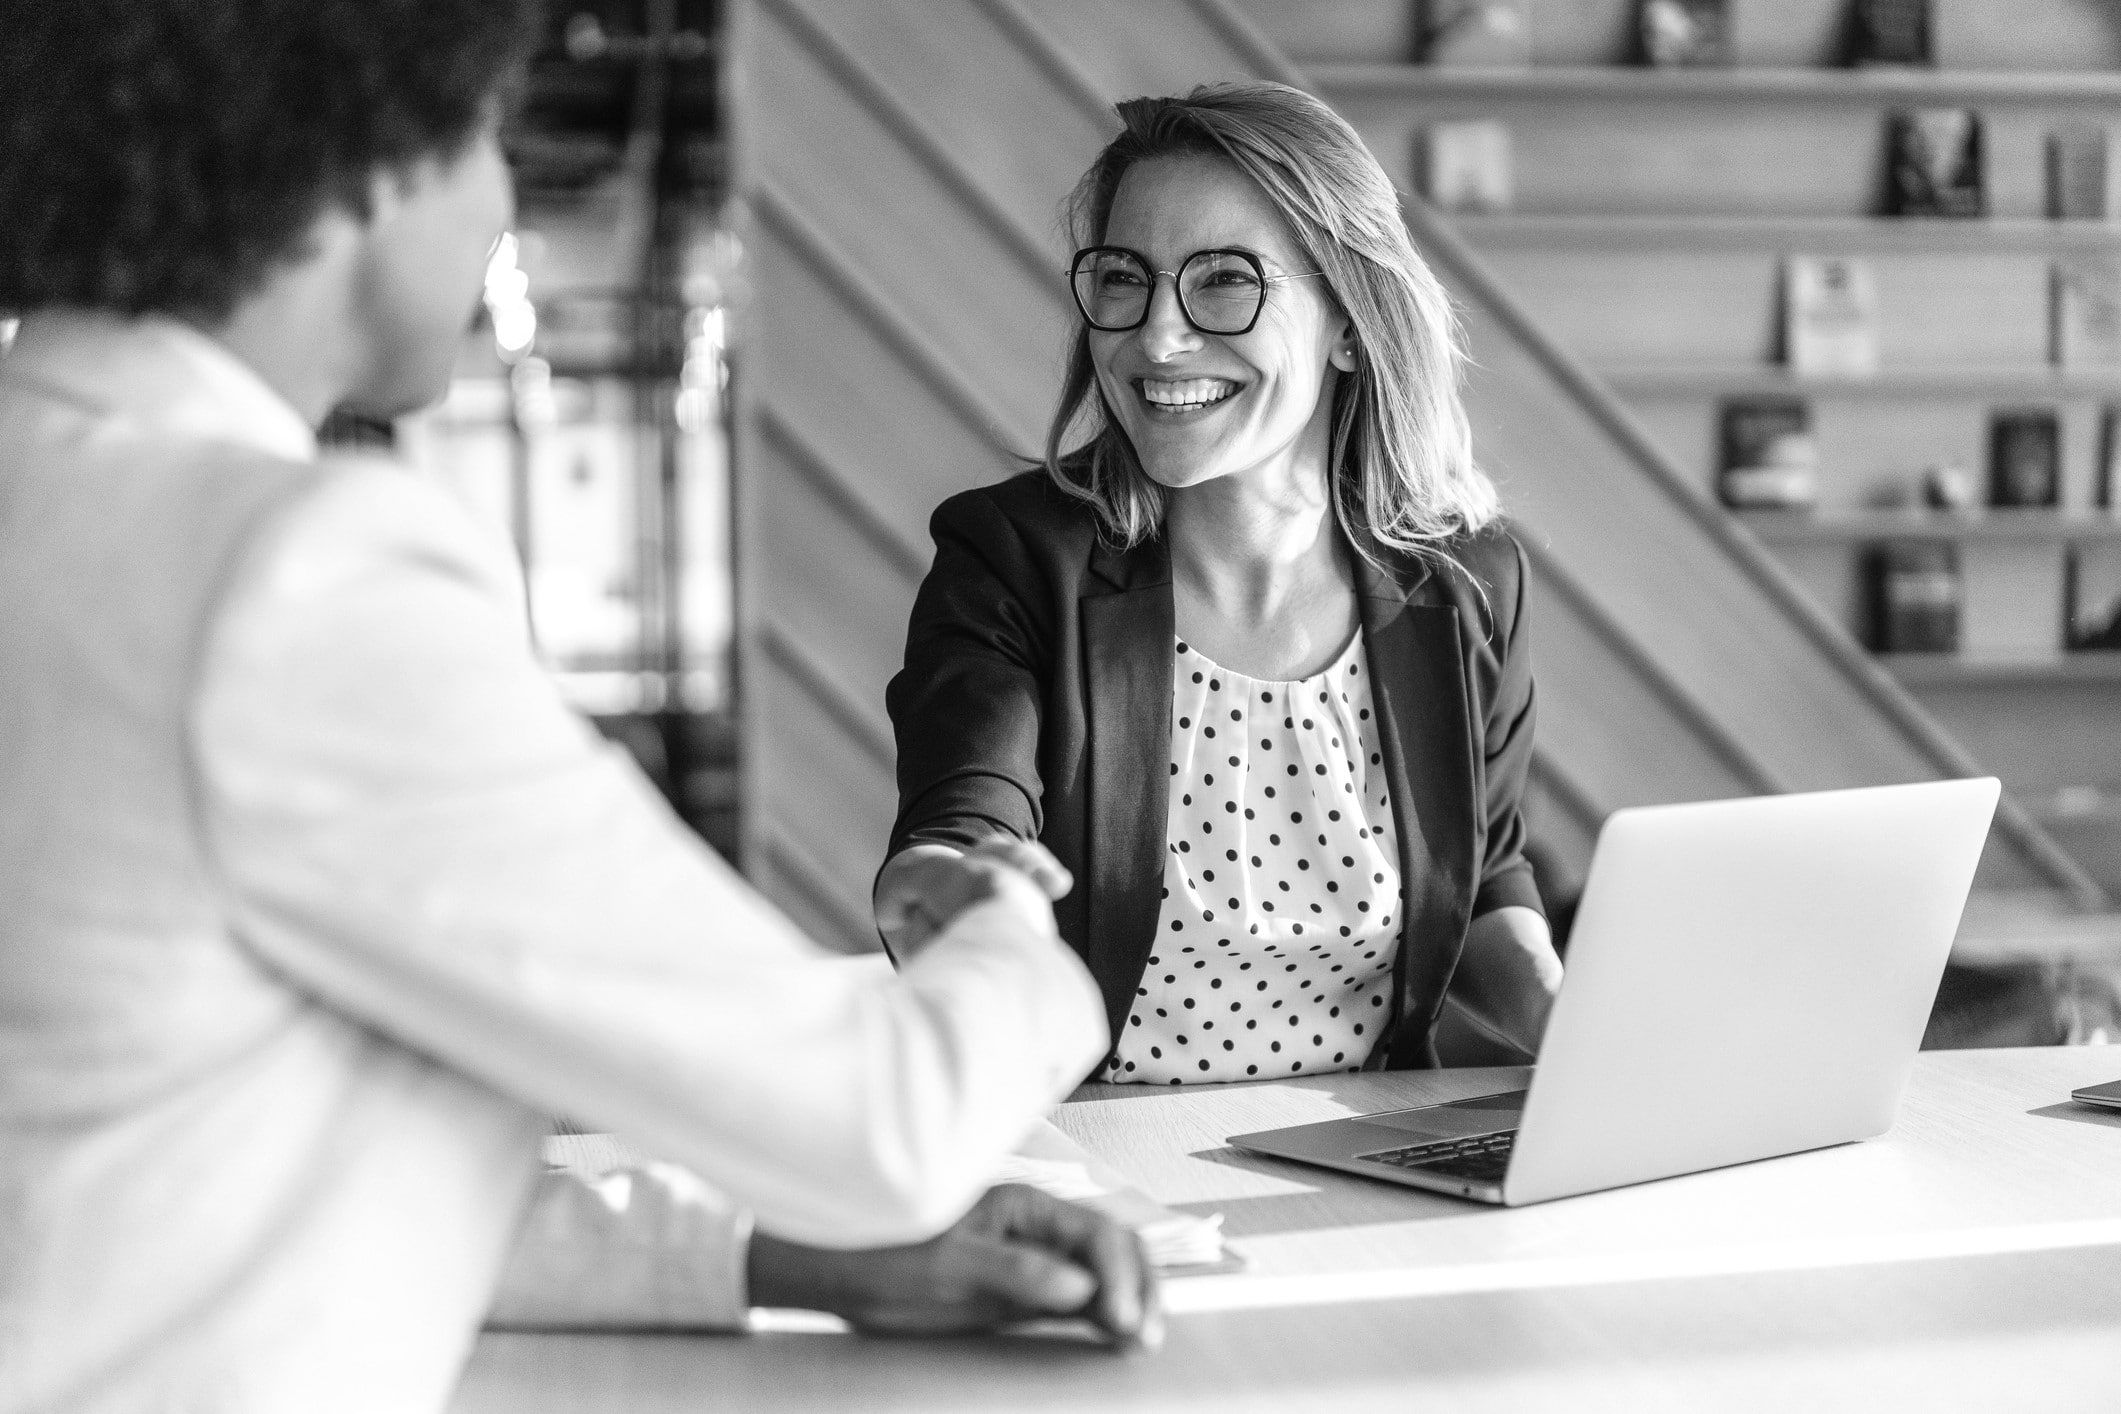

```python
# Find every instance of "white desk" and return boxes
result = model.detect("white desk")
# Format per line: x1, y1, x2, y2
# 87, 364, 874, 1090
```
454, 1048, 2121, 1412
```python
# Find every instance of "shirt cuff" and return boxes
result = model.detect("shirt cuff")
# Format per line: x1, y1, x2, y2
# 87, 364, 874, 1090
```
486, 1161, 754, 1330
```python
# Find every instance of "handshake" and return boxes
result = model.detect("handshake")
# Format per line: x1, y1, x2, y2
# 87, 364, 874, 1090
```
801, 835, 1159, 1349
872, 837, 1076, 959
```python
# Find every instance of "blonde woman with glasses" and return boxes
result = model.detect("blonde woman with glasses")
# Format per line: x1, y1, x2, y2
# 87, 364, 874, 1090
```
878, 80, 1562, 1085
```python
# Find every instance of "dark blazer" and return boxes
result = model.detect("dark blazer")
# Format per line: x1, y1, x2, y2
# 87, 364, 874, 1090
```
885, 471, 1543, 1070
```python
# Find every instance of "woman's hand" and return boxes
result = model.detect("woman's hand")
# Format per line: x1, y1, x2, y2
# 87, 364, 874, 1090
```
874, 840, 1074, 959
1445, 905, 1564, 1062
746, 1183, 1162, 1349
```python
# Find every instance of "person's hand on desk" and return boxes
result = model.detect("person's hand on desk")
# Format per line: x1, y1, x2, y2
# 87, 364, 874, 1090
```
747, 1183, 1162, 1349
874, 840, 1074, 958
1446, 905, 1564, 1061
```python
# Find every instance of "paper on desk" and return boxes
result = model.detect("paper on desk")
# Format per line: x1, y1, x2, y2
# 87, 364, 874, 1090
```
994, 1122, 1230, 1272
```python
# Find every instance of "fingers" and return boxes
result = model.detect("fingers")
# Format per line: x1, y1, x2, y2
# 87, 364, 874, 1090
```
805, 1187, 1165, 1348
922, 857, 1056, 948
977, 1185, 1161, 1349
876, 840, 1069, 961
872, 888, 927, 946
965, 838, 1074, 900
1070, 1209, 1158, 1350
874, 846, 986, 958
1131, 1238, 1165, 1353
963, 1237, 1099, 1317
886, 911, 936, 956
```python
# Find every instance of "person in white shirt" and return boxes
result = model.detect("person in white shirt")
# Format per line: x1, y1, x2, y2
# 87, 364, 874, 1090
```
0, 2, 1156, 1410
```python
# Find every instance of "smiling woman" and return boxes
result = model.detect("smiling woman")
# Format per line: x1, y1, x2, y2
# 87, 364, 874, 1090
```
879, 81, 1565, 1085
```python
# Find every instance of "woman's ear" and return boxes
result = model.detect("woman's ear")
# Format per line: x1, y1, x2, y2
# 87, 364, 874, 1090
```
1326, 302, 1359, 373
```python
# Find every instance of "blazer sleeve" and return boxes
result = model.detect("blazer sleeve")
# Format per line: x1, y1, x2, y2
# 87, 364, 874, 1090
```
1471, 533, 1545, 920
885, 490, 1054, 859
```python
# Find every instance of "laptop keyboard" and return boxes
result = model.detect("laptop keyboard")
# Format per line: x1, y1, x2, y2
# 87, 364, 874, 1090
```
1360, 1130, 1516, 1183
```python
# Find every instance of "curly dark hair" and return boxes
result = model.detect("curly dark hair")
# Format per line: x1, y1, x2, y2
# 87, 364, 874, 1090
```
0, 0, 544, 321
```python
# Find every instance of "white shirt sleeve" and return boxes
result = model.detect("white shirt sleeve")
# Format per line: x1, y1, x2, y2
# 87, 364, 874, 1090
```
487, 1164, 754, 1329
188, 462, 1109, 1255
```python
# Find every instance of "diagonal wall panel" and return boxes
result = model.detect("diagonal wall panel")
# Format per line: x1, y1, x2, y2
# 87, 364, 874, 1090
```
731, 0, 2103, 953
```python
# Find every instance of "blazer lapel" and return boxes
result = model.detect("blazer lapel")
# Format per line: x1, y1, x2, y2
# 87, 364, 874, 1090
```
1356, 552, 1478, 1069
1081, 537, 1175, 1042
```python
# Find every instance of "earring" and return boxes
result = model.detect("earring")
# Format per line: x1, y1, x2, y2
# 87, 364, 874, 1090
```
1332, 342, 1359, 373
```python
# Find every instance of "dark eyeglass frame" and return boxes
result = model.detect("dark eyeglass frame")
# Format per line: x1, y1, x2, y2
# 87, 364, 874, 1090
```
1067, 245, 1324, 337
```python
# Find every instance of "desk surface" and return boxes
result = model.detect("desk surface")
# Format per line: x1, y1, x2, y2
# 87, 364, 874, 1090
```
455, 1048, 2121, 1413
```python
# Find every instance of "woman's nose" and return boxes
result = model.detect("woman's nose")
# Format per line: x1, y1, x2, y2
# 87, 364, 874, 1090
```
1138, 275, 1201, 363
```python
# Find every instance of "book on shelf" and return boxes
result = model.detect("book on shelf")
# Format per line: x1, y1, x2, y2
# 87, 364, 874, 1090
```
1887, 108, 1984, 218
1719, 396, 1818, 509
1924, 461, 1977, 512
2052, 256, 2121, 369
1784, 255, 1880, 378
2047, 125, 2112, 221
1639, 0, 1728, 66
2095, 407, 2112, 510
1851, 0, 1930, 66
2067, 545, 2121, 651
2100, 406, 2121, 511
1421, 120, 1512, 213
1989, 408, 2063, 509
1870, 541, 1960, 654
1420, 0, 1530, 67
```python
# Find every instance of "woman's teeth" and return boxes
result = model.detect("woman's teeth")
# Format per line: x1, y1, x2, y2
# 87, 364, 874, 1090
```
1141, 378, 1237, 412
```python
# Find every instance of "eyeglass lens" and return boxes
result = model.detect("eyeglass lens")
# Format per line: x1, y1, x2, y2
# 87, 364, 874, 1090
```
1071, 249, 1267, 335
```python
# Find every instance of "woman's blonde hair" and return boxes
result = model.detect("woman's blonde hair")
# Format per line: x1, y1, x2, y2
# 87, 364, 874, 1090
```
1045, 80, 1500, 561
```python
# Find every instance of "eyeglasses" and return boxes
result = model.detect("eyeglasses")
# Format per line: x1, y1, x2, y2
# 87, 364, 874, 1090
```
1068, 245, 1324, 336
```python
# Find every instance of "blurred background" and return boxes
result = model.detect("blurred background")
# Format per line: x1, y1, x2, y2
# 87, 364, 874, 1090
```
378, 0, 2121, 1048
327, 0, 738, 855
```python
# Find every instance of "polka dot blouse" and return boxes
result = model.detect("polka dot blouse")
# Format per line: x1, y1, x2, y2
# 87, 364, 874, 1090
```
1106, 634, 1401, 1085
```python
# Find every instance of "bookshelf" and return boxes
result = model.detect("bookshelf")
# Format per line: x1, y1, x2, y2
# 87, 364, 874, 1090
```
1740, 509, 2121, 545
1253, 0, 2121, 900
1326, 65, 2121, 219
1605, 363, 2121, 397
1315, 63, 2121, 106
1884, 652, 2121, 685
1455, 215, 2121, 253
1241, 0, 2121, 70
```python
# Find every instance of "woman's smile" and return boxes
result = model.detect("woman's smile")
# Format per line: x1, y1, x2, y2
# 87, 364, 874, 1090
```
1137, 375, 1241, 416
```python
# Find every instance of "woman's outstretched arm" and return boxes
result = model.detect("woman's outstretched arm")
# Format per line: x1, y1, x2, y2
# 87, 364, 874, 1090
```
879, 489, 1061, 949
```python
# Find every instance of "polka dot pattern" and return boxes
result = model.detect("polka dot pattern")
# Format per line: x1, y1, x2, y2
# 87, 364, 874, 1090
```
1109, 634, 1401, 1085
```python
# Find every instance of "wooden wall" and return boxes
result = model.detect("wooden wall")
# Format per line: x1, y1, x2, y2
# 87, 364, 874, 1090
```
729, 0, 2107, 952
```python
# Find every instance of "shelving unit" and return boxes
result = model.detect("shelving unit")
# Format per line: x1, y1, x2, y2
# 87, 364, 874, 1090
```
1244, 0, 2121, 899
1454, 214, 2121, 252
1313, 63, 2121, 103
1605, 363, 2121, 397
1883, 651, 2121, 685
1741, 508, 2121, 544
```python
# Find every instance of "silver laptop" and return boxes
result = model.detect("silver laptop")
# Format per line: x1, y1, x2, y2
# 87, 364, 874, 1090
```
1228, 779, 2000, 1206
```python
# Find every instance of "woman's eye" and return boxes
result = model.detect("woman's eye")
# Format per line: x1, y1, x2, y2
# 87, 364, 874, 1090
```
1098, 269, 1147, 289
1202, 269, 1261, 291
